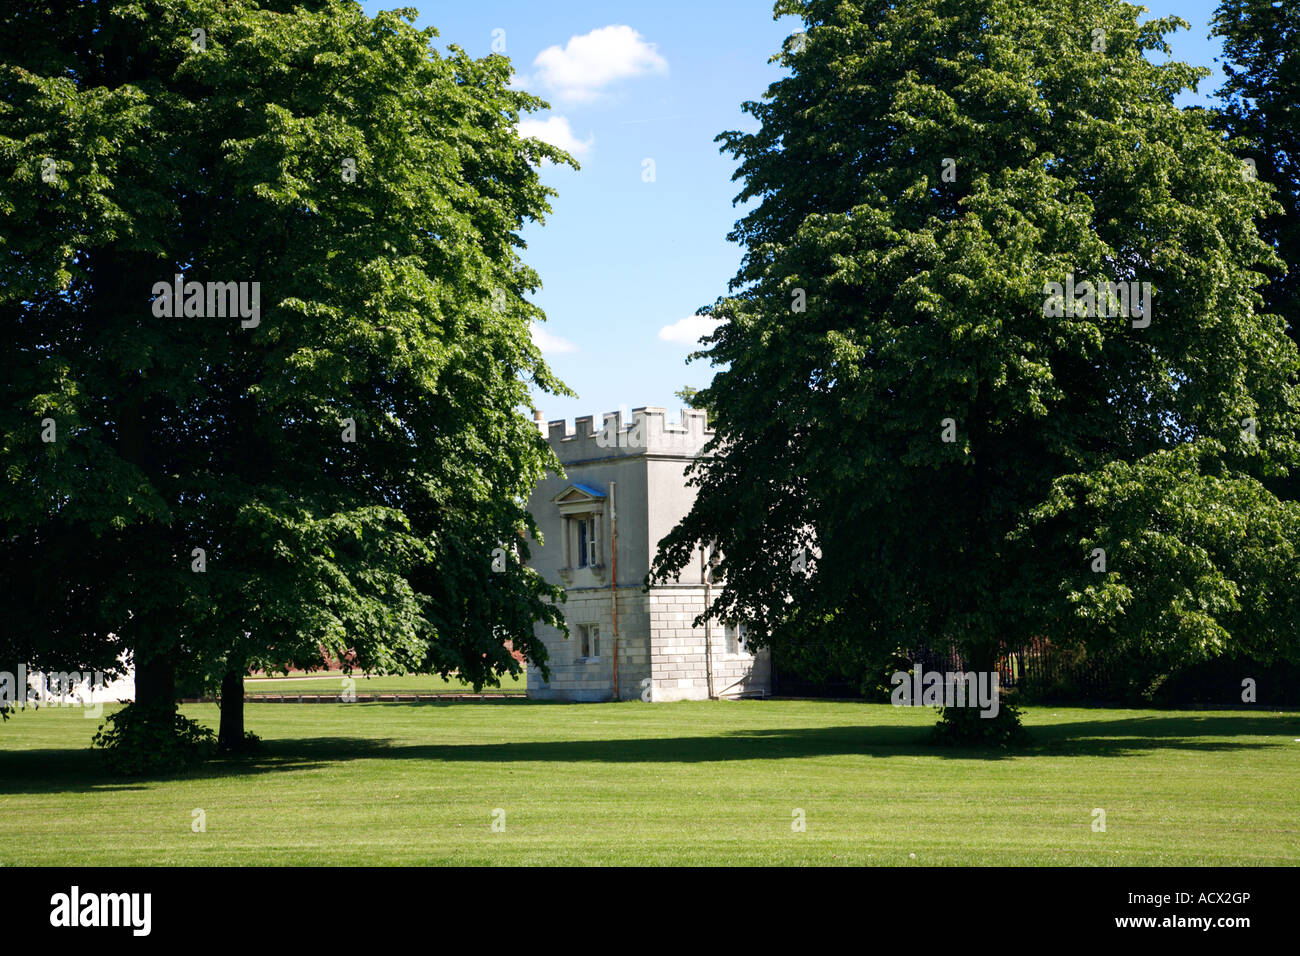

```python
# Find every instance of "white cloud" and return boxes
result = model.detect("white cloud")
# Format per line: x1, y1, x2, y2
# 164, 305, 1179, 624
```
532, 25, 668, 103
658, 315, 722, 345
531, 323, 578, 354
516, 116, 594, 156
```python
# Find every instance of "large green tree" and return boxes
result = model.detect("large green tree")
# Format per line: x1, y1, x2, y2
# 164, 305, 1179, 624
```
1214, 0, 1300, 505
1214, 0, 1300, 332
654, 0, 1300, 735
0, 0, 569, 759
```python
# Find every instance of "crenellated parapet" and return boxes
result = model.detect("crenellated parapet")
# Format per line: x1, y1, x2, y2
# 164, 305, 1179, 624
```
541, 406, 713, 463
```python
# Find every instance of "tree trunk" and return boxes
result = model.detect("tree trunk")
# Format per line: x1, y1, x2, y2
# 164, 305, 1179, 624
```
134, 652, 176, 711
217, 669, 245, 752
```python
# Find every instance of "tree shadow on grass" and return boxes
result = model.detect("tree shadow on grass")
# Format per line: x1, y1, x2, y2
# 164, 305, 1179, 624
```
0, 744, 336, 795
224, 710, 1299, 773
2, 711, 1294, 792
1028, 712, 1300, 756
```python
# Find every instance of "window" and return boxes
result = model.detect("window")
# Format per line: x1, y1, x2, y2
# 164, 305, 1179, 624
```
571, 514, 599, 568
724, 622, 749, 656
578, 623, 600, 660
552, 484, 606, 571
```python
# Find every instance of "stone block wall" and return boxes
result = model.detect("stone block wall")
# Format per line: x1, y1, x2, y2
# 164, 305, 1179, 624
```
527, 589, 651, 702
647, 587, 771, 702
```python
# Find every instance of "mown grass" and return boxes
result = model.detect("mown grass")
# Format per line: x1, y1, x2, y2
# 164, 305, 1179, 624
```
0, 700, 1296, 865
243, 672, 525, 696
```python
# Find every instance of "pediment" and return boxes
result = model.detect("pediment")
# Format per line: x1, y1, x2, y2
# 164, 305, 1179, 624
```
553, 484, 607, 519
552, 483, 606, 507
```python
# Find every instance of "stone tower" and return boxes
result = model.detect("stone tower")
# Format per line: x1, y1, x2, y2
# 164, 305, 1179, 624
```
524, 406, 771, 701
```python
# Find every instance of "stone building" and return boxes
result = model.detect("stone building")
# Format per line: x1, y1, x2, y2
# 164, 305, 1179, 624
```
523, 406, 771, 702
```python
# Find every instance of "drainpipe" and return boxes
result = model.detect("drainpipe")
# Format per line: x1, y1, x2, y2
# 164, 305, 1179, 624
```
610, 481, 619, 701
702, 545, 714, 699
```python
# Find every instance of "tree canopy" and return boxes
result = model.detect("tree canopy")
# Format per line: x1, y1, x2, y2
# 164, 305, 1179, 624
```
0, 0, 571, 754
1214, 0, 1300, 332
654, 0, 1300, 726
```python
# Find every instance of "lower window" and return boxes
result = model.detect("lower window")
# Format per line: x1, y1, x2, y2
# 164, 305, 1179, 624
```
578, 623, 600, 660
724, 622, 749, 655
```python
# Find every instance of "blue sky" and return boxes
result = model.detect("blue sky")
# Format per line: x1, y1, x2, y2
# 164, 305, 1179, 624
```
360, 0, 1232, 427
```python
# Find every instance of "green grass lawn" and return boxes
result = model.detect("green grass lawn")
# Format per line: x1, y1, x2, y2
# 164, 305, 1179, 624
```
1, 700, 1296, 865
243, 672, 525, 696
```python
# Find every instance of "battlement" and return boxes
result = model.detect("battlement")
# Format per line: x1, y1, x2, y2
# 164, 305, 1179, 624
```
541, 406, 713, 463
